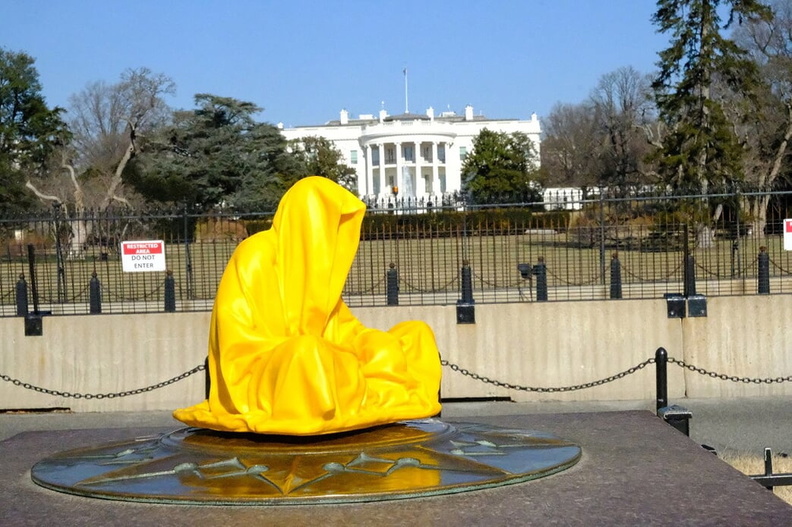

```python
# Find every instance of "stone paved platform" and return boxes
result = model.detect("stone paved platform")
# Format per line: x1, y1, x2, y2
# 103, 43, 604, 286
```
2, 411, 790, 526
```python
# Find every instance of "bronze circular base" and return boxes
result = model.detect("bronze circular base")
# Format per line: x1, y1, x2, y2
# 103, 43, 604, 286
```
31, 419, 581, 505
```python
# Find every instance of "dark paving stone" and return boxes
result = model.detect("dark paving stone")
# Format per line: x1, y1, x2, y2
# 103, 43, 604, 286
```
2, 411, 790, 526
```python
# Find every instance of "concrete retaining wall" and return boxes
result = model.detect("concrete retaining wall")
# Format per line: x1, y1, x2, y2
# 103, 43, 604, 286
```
1, 295, 790, 412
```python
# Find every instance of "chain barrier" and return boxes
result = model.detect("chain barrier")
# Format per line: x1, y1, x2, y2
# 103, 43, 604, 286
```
103, 281, 165, 302
0, 363, 205, 399
545, 268, 601, 287
343, 275, 386, 296
667, 357, 792, 385
769, 256, 792, 276
442, 355, 792, 392
470, 270, 521, 289
620, 261, 683, 282
440, 357, 656, 392
4, 355, 792, 401
399, 275, 458, 294
37, 282, 90, 305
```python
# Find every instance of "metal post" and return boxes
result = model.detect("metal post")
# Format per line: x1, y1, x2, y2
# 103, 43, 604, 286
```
730, 240, 739, 278
534, 256, 548, 302
204, 356, 211, 399
386, 263, 399, 306
460, 261, 474, 304
164, 270, 176, 312
684, 255, 697, 297
27, 244, 40, 314
655, 347, 668, 413
53, 203, 66, 304
758, 246, 770, 295
183, 205, 194, 300
598, 188, 606, 286
610, 252, 622, 299
25, 244, 45, 336
456, 260, 475, 324
764, 448, 774, 491
15, 274, 28, 316
89, 271, 102, 314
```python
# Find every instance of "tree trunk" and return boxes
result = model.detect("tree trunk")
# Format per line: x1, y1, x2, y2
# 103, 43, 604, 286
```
99, 139, 134, 211
63, 160, 89, 258
745, 101, 792, 237
746, 194, 771, 237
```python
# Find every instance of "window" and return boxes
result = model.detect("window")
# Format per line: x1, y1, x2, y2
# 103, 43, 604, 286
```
403, 146, 414, 162
421, 145, 432, 162
438, 145, 446, 163
386, 147, 396, 164
459, 146, 467, 161
350, 150, 358, 164
372, 148, 380, 166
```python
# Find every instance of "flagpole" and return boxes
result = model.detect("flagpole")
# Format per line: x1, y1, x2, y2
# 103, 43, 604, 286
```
403, 68, 409, 114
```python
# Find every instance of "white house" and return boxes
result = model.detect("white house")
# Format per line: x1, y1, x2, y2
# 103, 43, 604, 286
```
279, 105, 541, 208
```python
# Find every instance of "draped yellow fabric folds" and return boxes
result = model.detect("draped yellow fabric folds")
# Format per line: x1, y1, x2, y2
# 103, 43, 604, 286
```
173, 177, 442, 435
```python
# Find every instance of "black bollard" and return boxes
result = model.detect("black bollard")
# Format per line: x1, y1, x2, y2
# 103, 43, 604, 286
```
386, 263, 399, 306
610, 252, 622, 299
16, 274, 28, 316
164, 270, 176, 312
655, 347, 668, 413
533, 256, 548, 302
758, 246, 770, 294
655, 347, 692, 435
89, 271, 102, 314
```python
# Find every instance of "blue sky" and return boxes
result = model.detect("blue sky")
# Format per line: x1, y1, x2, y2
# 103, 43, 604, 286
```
2, 0, 670, 127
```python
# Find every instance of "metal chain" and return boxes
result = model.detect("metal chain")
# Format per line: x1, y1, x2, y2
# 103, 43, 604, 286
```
440, 357, 656, 393
442, 355, 792, 393
5, 355, 792, 400
0, 363, 205, 399
667, 357, 792, 385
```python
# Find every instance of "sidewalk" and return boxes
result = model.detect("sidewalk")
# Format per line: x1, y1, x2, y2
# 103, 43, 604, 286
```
2, 396, 790, 456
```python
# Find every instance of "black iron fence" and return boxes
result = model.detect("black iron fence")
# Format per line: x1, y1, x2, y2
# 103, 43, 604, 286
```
4, 189, 792, 316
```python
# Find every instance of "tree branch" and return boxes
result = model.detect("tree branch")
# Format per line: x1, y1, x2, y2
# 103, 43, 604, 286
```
61, 155, 85, 212
25, 180, 62, 204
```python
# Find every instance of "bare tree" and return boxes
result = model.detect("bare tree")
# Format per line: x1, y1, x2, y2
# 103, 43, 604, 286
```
589, 66, 658, 192
26, 68, 175, 256
732, 0, 792, 234
540, 102, 601, 189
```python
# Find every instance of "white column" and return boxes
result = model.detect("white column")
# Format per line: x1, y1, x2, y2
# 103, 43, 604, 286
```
364, 144, 373, 197
379, 143, 386, 196
412, 141, 421, 199
395, 142, 402, 197
431, 142, 439, 195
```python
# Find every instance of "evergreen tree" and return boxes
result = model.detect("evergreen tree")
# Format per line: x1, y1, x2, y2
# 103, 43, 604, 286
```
0, 49, 67, 214
130, 94, 298, 211
288, 136, 357, 193
462, 129, 542, 204
652, 0, 772, 193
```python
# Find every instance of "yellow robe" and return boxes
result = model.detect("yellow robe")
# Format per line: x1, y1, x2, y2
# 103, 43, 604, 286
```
173, 177, 442, 435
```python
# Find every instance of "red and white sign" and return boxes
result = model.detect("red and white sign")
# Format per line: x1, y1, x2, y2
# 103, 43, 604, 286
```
785, 219, 792, 251
120, 240, 167, 272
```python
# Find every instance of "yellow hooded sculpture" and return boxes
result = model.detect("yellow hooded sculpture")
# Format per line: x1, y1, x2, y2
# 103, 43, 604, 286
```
174, 176, 442, 435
